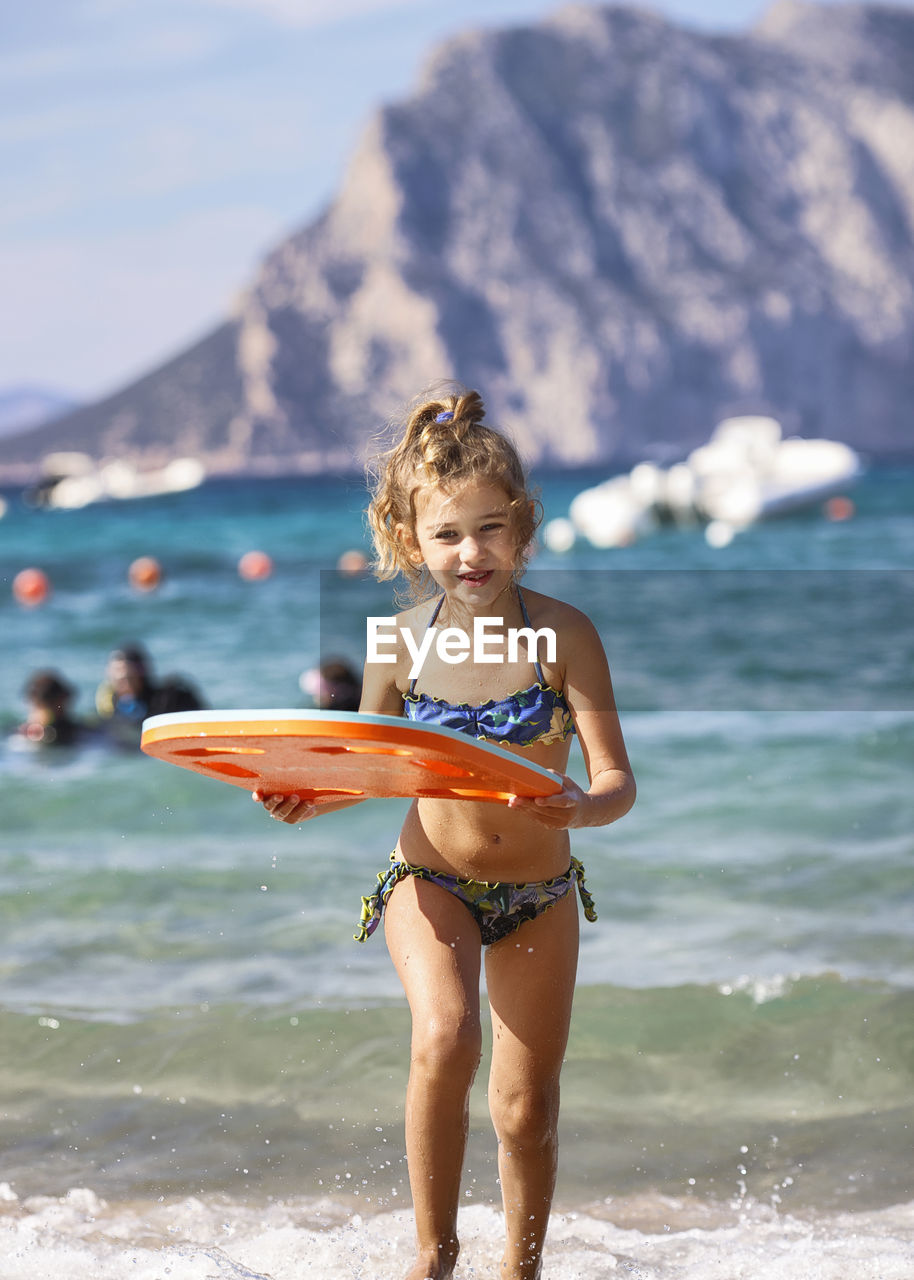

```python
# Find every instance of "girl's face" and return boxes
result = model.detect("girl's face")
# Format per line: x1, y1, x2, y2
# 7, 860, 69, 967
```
408, 479, 525, 604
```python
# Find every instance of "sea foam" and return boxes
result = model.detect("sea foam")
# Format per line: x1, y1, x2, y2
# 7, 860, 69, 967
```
1, 1186, 912, 1279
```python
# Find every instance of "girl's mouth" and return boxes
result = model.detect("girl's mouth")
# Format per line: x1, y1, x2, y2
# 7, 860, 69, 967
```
458, 570, 494, 586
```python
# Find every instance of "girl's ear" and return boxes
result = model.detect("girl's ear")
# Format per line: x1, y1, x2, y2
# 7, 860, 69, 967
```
396, 522, 424, 567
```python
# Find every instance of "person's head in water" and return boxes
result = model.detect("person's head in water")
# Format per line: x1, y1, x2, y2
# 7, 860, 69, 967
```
301, 658, 362, 711
22, 670, 79, 745
106, 645, 152, 701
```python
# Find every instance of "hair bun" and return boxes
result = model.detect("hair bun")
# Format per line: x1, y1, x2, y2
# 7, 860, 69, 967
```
415, 390, 485, 452
452, 390, 485, 431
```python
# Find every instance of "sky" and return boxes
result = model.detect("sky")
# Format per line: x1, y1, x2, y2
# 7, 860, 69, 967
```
1, 0, 904, 403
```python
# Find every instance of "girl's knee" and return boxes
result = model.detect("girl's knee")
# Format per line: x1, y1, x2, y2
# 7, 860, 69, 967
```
489, 1082, 559, 1148
411, 1015, 482, 1080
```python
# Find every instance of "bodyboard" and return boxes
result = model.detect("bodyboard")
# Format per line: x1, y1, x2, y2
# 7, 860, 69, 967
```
140, 709, 563, 805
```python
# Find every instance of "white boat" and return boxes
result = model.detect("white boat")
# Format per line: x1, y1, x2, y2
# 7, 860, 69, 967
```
546, 417, 861, 550
25, 453, 206, 510
685, 419, 860, 526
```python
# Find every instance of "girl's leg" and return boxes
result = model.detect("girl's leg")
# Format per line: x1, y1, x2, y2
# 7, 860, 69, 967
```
384, 875, 484, 1280
484, 890, 579, 1280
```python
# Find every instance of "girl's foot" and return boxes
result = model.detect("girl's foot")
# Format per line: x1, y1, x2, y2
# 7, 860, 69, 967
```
405, 1242, 459, 1279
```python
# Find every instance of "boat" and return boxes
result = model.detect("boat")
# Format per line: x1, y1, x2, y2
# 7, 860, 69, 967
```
24, 453, 206, 510
546, 417, 861, 550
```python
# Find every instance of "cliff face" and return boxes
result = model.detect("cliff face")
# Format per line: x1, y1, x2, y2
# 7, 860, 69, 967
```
4, 1, 914, 477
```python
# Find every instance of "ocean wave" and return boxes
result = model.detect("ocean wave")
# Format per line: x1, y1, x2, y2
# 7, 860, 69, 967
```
1, 1186, 912, 1279
2, 977, 912, 1217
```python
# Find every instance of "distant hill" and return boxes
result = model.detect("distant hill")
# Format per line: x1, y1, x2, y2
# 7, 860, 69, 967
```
2, 0, 913, 480
0, 387, 78, 440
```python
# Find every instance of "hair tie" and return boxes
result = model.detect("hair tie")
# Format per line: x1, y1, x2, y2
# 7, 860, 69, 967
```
435, 410, 454, 423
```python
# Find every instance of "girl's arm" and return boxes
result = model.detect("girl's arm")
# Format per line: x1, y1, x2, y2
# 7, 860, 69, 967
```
253, 649, 405, 824
509, 607, 636, 829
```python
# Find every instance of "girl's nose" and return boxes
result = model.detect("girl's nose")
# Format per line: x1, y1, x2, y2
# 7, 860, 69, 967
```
458, 535, 482, 561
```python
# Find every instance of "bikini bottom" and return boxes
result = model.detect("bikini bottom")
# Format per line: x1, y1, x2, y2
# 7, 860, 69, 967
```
355, 852, 597, 945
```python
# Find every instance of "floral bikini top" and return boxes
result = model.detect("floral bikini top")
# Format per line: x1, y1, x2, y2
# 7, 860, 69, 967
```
403, 588, 575, 748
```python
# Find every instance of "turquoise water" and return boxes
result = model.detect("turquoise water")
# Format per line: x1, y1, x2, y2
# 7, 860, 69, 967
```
1, 469, 913, 1275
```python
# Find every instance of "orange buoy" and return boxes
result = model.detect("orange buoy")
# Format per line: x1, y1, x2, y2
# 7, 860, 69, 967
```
337, 548, 369, 576
13, 567, 51, 607
238, 550, 273, 581
824, 496, 855, 522
128, 556, 162, 592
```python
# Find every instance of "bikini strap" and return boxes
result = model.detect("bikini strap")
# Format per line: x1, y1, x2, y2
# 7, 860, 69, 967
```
571, 855, 598, 923
407, 596, 446, 695
516, 585, 546, 686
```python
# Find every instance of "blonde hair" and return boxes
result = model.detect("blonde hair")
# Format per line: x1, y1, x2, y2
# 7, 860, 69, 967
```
367, 383, 541, 601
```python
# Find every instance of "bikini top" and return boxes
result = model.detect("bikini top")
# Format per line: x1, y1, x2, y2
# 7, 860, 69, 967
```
403, 588, 575, 748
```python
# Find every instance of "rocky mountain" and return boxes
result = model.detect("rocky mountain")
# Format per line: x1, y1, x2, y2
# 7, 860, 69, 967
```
3, 0, 913, 479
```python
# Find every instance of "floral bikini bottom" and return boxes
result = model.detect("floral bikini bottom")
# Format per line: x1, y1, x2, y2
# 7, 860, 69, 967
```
355, 853, 597, 945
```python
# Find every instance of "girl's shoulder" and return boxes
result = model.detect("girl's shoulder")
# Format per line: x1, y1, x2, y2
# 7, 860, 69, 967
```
521, 586, 598, 640
391, 597, 437, 649
520, 588, 607, 694
394, 597, 435, 629
383, 598, 438, 693
362, 601, 430, 712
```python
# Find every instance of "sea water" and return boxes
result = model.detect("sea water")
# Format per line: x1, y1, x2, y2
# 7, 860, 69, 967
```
1, 468, 912, 1277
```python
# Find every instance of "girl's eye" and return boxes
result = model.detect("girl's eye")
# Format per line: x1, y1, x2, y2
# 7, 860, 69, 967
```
432, 523, 505, 538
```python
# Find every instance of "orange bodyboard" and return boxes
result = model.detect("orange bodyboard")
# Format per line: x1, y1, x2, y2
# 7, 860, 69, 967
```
140, 709, 562, 805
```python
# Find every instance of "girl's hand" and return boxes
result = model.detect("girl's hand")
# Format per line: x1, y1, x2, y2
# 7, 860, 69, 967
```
507, 771, 589, 829
252, 790, 317, 824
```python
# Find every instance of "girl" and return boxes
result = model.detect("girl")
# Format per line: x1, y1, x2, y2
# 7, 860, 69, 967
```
256, 386, 635, 1280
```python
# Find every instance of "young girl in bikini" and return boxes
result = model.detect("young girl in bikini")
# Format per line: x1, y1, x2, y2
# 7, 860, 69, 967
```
256, 386, 635, 1280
